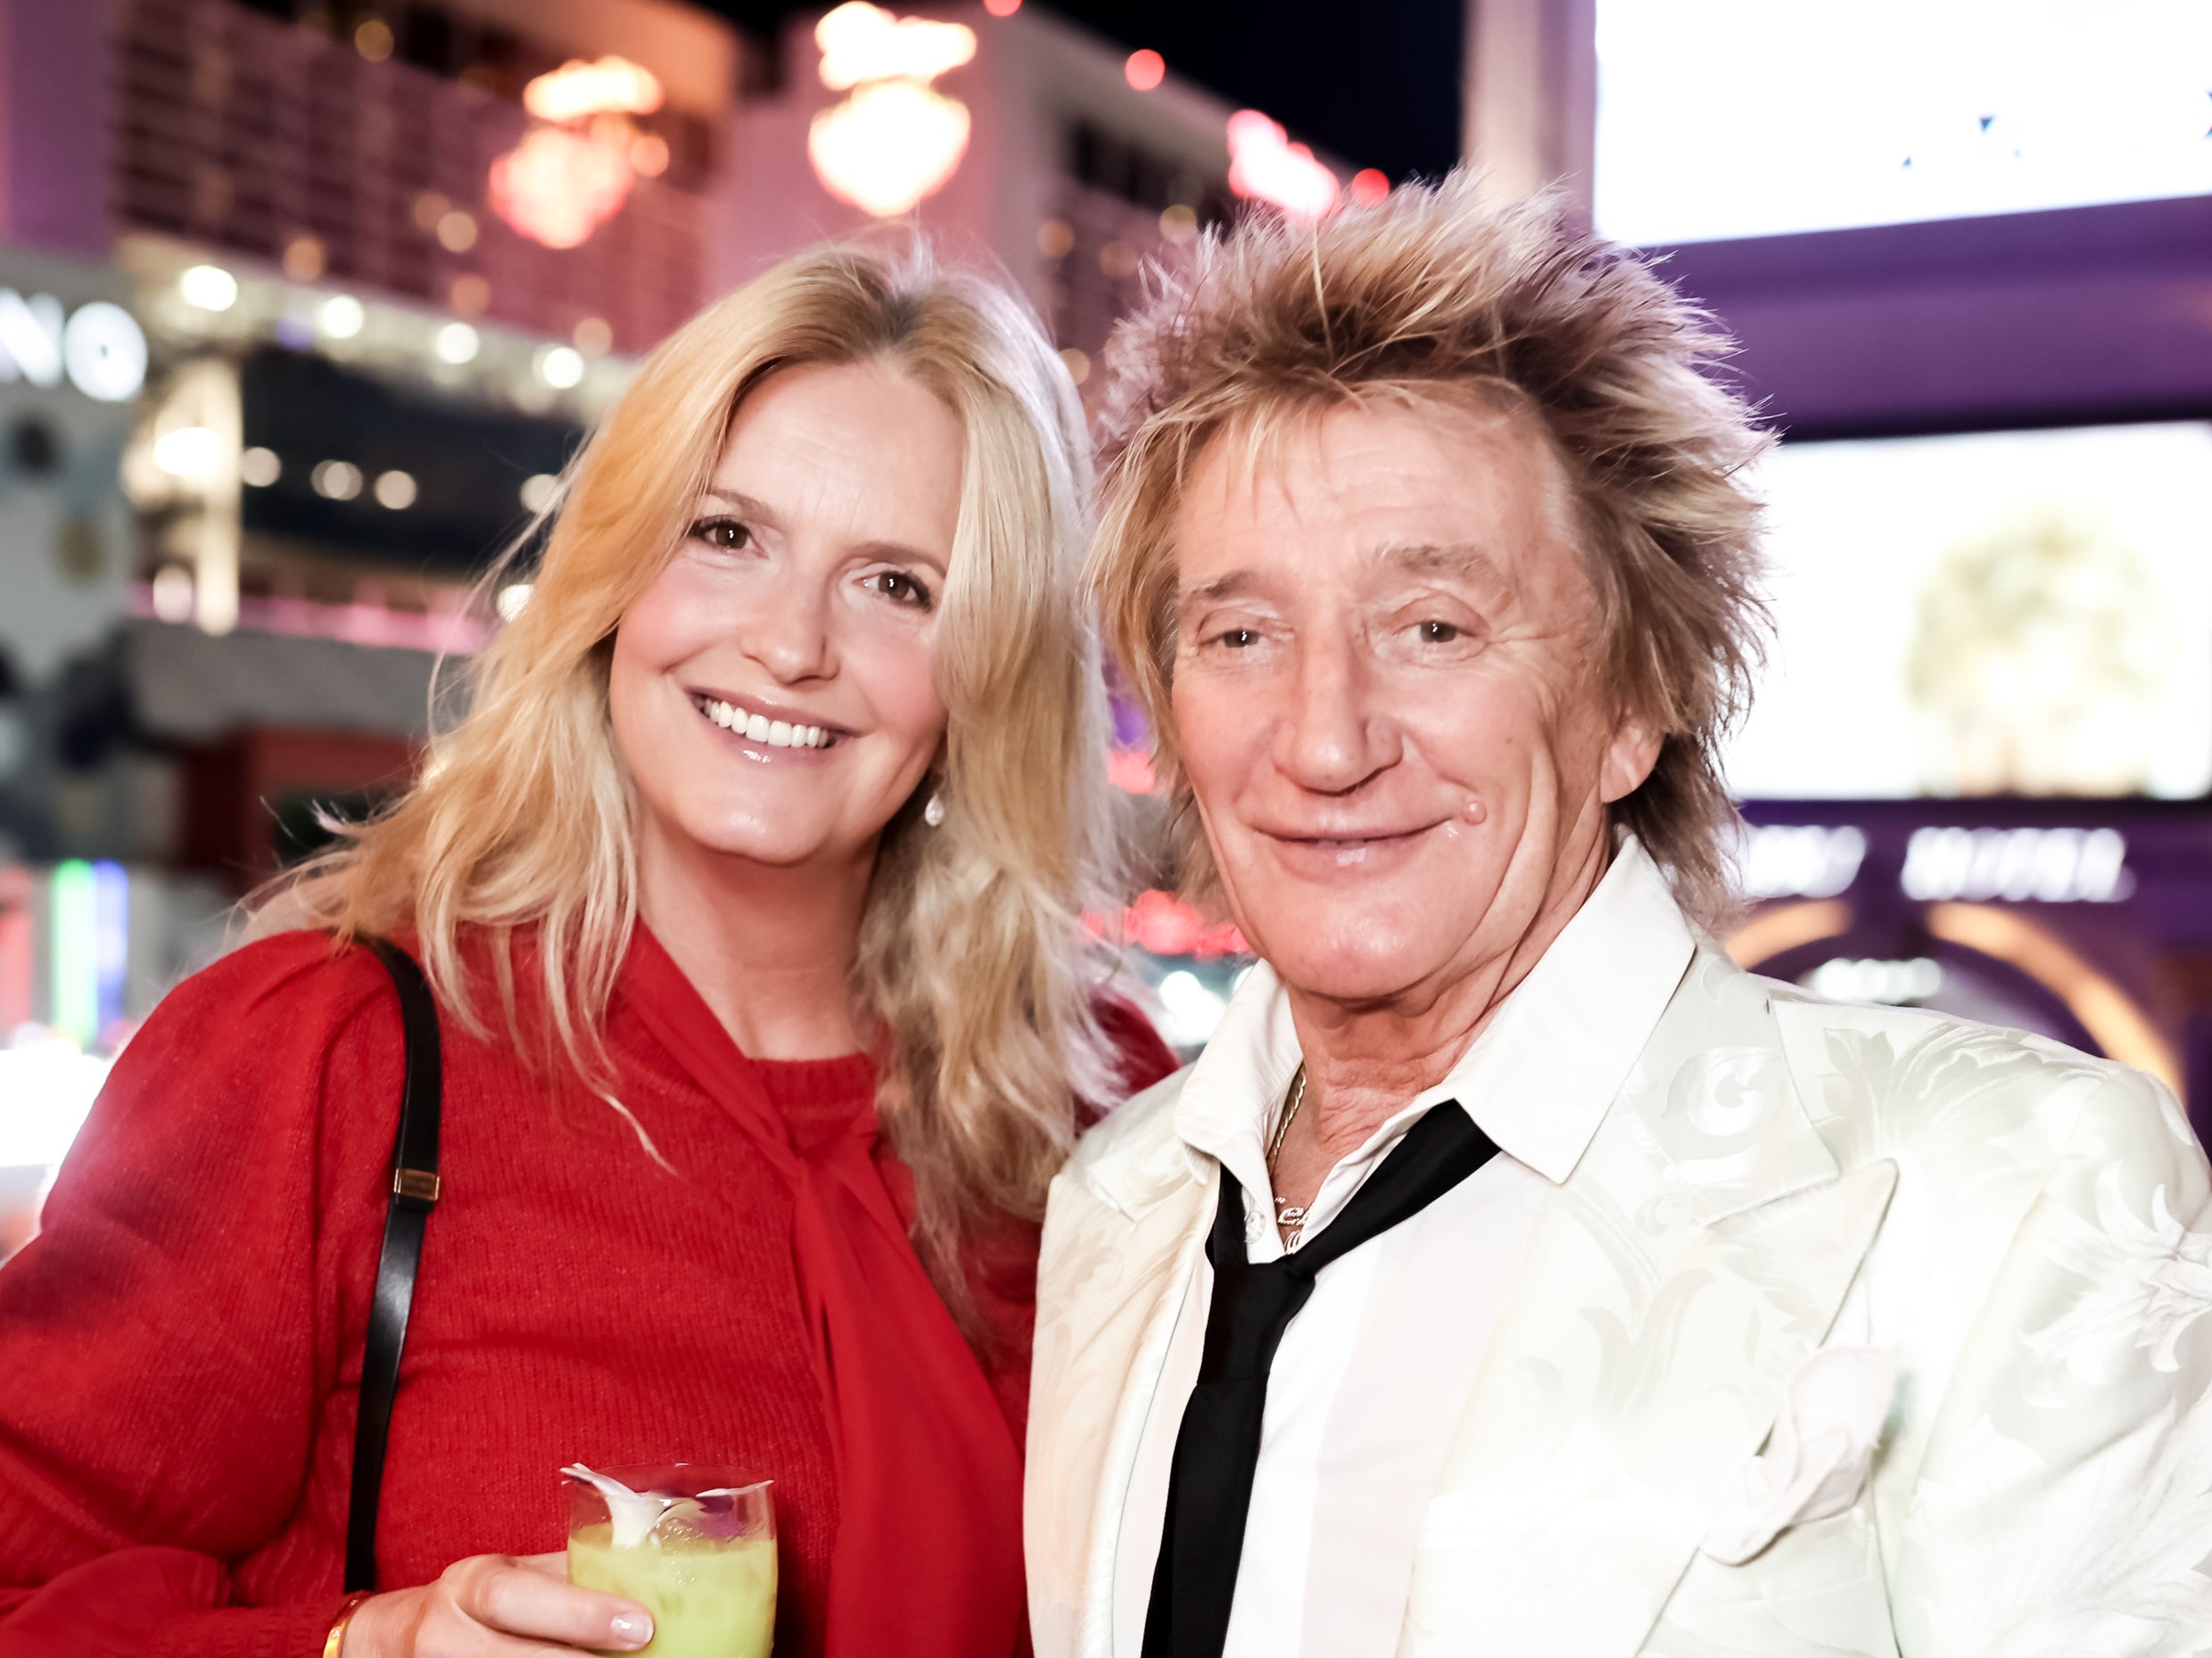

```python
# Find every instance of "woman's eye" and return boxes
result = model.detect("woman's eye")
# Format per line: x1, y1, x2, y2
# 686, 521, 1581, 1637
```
866, 570, 933, 609
689, 517, 752, 551
1215, 627, 1259, 649
1418, 619, 1463, 643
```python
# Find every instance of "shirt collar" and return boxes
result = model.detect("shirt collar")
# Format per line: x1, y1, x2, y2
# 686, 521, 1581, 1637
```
1173, 836, 1697, 1191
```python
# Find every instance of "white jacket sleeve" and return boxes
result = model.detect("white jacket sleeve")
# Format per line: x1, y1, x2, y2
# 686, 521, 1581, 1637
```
1887, 1066, 2212, 1656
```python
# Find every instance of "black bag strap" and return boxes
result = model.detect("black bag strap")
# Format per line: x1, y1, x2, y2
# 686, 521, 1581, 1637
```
346, 936, 444, 1595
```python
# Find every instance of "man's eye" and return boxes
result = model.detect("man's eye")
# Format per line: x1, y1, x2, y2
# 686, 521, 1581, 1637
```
1419, 619, 1463, 643
689, 517, 751, 551
868, 570, 933, 608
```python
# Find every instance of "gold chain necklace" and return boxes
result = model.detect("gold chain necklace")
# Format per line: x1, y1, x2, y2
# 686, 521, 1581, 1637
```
1267, 1064, 1308, 1227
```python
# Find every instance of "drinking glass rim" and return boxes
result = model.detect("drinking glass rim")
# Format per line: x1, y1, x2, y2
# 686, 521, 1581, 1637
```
565, 1463, 775, 1500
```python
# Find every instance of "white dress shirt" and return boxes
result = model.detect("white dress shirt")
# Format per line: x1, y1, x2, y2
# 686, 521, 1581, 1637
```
1110, 840, 1697, 1657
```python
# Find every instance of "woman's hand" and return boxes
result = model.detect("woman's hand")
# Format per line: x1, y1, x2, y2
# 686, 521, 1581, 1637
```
341, 1552, 654, 1655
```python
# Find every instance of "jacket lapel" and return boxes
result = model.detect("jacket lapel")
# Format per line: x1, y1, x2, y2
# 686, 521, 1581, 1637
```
1028, 1079, 1216, 1658
1400, 951, 1899, 1658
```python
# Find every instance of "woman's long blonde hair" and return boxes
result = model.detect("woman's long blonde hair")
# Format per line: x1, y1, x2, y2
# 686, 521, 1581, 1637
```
260, 240, 1123, 1304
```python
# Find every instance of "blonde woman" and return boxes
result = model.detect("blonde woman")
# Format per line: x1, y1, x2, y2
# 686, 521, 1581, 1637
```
0, 244, 1172, 1658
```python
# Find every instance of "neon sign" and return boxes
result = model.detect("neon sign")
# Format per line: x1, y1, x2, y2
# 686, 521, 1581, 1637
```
809, 3, 977, 219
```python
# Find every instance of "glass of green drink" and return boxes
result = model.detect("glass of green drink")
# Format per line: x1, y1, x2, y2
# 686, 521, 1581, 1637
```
565, 1463, 776, 1658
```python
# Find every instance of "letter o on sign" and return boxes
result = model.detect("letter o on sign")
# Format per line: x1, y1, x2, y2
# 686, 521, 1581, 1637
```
62, 302, 147, 402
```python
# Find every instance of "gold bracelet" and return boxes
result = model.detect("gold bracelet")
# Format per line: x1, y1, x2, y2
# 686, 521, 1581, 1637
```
323, 1592, 374, 1658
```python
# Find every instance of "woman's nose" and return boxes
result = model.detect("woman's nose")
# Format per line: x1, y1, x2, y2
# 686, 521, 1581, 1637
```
740, 580, 837, 683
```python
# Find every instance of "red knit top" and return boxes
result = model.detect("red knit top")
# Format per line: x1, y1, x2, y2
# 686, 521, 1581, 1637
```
0, 928, 1175, 1657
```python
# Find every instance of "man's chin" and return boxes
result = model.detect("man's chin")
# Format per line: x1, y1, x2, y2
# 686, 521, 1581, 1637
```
1250, 936, 1461, 1010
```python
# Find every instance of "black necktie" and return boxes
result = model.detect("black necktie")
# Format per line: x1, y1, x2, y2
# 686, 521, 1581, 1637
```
1142, 1102, 1499, 1658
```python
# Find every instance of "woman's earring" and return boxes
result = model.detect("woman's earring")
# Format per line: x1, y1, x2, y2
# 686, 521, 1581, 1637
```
923, 790, 946, 828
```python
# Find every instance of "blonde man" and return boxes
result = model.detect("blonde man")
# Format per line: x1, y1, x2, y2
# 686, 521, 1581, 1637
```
1028, 173, 2212, 1658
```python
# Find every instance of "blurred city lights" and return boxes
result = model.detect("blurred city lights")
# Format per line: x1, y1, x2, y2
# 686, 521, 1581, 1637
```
1736, 823, 1868, 899
630, 132, 670, 177
982, 0, 1020, 14
496, 582, 535, 621
1158, 203, 1198, 243
152, 425, 220, 479
1349, 168, 1391, 204
816, 3, 976, 90
283, 236, 326, 282
1036, 219, 1075, 258
240, 445, 280, 486
413, 191, 450, 232
1226, 110, 1342, 222
150, 564, 195, 623
352, 18, 394, 62
311, 459, 363, 501
574, 317, 615, 355
519, 474, 560, 513
536, 344, 586, 389
373, 469, 417, 510
523, 56, 664, 123
1059, 346, 1091, 385
1902, 826, 2131, 904
435, 210, 479, 252
433, 321, 481, 365
0, 291, 63, 386
1125, 49, 1166, 92
1155, 969, 1228, 1049
491, 57, 665, 252
450, 275, 491, 315
178, 264, 238, 311
0, 1036, 110, 1172
491, 127, 636, 250
811, 81, 973, 218
810, 4, 977, 217
60, 302, 147, 402
1806, 956, 1944, 1006
317, 293, 366, 339
1596, 0, 2212, 243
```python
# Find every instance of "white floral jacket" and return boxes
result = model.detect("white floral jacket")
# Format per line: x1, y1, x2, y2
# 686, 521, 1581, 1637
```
1027, 944, 2212, 1657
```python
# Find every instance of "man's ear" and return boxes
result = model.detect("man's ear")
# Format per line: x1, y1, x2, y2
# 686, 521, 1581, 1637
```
1599, 713, 1663, 804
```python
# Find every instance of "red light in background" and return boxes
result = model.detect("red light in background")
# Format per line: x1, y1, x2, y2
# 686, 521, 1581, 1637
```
984, 0, 1020, 13
1349, 168, 1391, 204
1108, 748, 1159, 795
1124, 49, 1165, 91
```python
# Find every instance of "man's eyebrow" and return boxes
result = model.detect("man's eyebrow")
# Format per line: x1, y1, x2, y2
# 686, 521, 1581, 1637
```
1372, 540, 1509, 583
1176, 569, 1263, 611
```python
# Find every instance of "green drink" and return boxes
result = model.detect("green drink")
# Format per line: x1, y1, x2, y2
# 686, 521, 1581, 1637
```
565, 1464, 775, 1658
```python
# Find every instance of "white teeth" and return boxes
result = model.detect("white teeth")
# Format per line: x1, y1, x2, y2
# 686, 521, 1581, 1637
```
697, 697, 834, 749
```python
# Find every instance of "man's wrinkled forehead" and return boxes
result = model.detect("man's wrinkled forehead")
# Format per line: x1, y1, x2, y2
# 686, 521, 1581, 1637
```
1167, 387, 1578, 608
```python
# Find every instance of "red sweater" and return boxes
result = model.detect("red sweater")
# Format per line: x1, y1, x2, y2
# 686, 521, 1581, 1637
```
0, 929, 1174, 1656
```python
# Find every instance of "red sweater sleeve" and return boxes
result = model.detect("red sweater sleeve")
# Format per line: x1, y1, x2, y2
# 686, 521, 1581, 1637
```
0, 932, 396, 1656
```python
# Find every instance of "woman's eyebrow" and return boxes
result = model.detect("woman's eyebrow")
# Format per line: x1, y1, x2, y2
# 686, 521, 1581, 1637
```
698, 486, 775, 522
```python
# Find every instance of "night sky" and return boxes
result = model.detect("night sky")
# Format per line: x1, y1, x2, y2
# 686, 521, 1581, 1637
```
697, 0, 1467, 184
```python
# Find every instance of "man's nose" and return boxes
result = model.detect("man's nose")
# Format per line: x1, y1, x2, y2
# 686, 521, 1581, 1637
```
740, 576, 837, 683
1274, 631, 1391, 795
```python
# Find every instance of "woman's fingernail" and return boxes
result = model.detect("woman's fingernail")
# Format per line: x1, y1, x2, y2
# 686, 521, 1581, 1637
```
610, 1611, 654, 1646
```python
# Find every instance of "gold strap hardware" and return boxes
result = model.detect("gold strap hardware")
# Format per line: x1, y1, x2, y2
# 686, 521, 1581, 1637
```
392, 1168, 442, 1203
